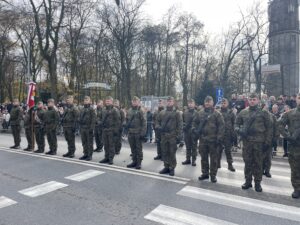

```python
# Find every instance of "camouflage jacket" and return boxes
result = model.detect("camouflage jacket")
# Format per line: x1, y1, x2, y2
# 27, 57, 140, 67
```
153, 107, 164, 130
192, 108, 225, 143
62, 105, 79, 128
10, 106, 22, 126
95, 107, 103, 126
183, 108, 196, 134
235, 106, 272, 144
278, 106, 300, 145
220, 108, 235, 138
34, 108, 45, 127
79, 105, 96, 130
101, 106, 120, 133
126, 106, 146, 135
157, 106, 183, 138
24, 109, 33, 129
116, 107, 125, 128
44, 107, 59, 130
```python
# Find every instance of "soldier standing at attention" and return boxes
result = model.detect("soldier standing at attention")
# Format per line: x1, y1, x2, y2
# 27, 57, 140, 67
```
44, 99, 59, 155
62, 96, 79, 158
235, 93, 272, 192
114, 99, 125, 155
219, 98, 236, 172
153, 100, 164, 160
157, 97, 182, 176
79, 96, 96, 161
193, 96, 225, 183
278, 93, 300, 198
10, 99, 22, 149
94, 100, 104, 152
99, 96, 120, 165
34, 101, 45, 153
126, 96, 146, 169
182, 99, 197, 166
23, 108, 34, 151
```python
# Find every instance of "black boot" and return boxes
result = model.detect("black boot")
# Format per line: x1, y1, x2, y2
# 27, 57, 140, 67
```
191, 159, 197, 167
264, 171, 272, 178
94, 148, 103, 152
108, 159, 113, 165
85, 156, 92, 161
127, 162, 137, 168
23, 147, 29, 151
34, 149, 44, 153
45, 150, 53, 155
255, 183, 263, 192
169, 168, 175, 176
154, 155, 161, 160
63, 152, 70, 157
242, 182, 252, 190
198, 174, 209, 181
228, 163, 236, 172
135, 162, 141, 170
10, 145, 16, 149
159, 167, 169, 174
182, 159, 191, 165
99, 158, 109, 163
292, 190, 300, 199
12, 146, 20, 149
79, 155, 88, 160
210, 176, 217, 183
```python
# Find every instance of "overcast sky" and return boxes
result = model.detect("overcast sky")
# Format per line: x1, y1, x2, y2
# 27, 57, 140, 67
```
142, 0, 269, 34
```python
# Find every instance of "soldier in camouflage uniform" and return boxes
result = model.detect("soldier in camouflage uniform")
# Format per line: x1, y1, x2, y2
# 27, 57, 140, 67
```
62, 96, 79, 158
10, 99, 22, 149
278, 93, 300, 198
94, 100, 104, 152
235, 93, 272, 192
219, 98, 236, 172
193, 96, 225, 183
262, 104, 279, 178
126, 96, 146, 169
153, 100, 164, 160
34, 101, 45, 153
157, 97, 183, 176
23, 108, 34, 151
114, 99, 125, 155
44, 99, 59, 155
99, 96, 121, 165
182, 99, 197, 166
79, 96, 96, 161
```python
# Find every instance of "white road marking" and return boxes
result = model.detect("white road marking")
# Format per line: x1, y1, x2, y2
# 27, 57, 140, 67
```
0, 196, 17, 209
215, 176, 293, 196
19, 181, 68, 197
0, 147, 189, 185
177, 186, 300, 222
65, 169, 104, 182
144, 204, 238, 225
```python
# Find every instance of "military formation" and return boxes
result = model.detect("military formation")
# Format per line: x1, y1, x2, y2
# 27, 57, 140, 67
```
8, 93, 300, 199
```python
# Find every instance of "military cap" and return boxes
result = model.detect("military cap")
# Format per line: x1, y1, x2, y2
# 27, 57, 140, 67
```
204, 96, 213, 102
222, 98, 228, 103
249, 93, 258, 99
105, 96, 113, 101
84, 96, 91, 101
188, 99, 195, 103
167, 96, 174, 101
132, 96, 140, 101
47, 98, 55, 103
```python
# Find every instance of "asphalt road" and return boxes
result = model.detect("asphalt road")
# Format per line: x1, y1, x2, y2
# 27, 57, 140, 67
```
0, 133, 299, 225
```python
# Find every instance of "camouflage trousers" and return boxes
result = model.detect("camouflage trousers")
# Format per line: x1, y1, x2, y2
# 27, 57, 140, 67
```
155, 129, 162, 157
35, 126, 45, 152
94, 126, 103, 150
161, 134, 177, 169
288, 145, 300, 191
46, 128, 57, 153
262, 146, 272, 173
218, 138, 233, 166
11, 125, 21, 146
242, 141, 263, 183
199, 141, 219, 177
184, 131, 197, 160
25, 127, 34, 149
80, 129, 93, 157
114, 129, 122, 154
64, 127, 76, 154
103, 130, 115, 161
128, 133, 143, 164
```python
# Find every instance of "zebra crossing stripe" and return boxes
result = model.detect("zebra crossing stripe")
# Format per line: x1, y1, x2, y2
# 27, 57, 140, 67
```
144, 204, 238, 225
0, 196, 17, 209
177, 186, 300, 222
65, 170, 104, 182
19, 181, 68, 197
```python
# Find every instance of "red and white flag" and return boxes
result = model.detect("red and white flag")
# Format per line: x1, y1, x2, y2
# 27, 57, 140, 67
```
26, 82, 36, 109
